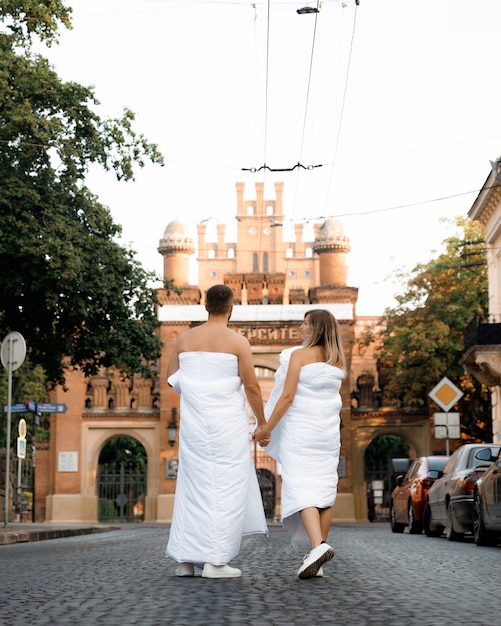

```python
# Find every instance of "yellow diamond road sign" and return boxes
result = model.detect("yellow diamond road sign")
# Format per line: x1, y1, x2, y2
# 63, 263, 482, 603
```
429, 377, 463, 412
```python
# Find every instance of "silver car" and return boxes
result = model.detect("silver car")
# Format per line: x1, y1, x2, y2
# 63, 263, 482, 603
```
473, 448, 501, 546
424, 443, 500, 541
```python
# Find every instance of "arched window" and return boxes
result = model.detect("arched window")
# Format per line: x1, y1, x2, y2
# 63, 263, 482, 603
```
263, 252, 268, 273
253, 252, 259, 272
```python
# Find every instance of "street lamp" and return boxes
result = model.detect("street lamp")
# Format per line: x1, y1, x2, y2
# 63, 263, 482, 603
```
167, 408, 178, 447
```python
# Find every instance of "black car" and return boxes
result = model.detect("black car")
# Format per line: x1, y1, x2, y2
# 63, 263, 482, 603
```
473, 448, 501, 546
424, 443, 500, 541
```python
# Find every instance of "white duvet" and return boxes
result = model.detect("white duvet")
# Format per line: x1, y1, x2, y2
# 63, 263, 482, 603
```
264, 347, 344, 546
166, 351, 268, 566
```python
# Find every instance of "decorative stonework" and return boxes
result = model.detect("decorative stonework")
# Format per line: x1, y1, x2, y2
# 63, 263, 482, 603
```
158, 220, 195, 255
313, 218, 351, 254
462, 347, 501, 386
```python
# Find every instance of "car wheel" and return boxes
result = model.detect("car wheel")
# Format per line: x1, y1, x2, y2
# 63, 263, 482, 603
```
423, 503, 442, 537
473, 492, 498, 547
408, 502, 422, 534
390, 501, 405, 533
445, 503, 463, 542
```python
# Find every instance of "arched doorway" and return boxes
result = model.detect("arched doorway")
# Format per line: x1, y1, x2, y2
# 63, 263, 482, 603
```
364, 434, 410, 522
97, 436, 147, 523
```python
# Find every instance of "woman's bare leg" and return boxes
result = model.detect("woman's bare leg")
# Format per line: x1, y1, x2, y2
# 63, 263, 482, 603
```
319, 507, 332, 541
299, 507, 323, 548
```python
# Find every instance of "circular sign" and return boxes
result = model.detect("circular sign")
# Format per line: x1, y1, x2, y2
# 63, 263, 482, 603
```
1, 332, 26, 372
18, 418, 27, 439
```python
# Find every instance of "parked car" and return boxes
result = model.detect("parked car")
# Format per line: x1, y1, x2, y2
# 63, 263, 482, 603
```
424, 443, 500, 541
390, 456, 449, 534
473, 448, 501, 546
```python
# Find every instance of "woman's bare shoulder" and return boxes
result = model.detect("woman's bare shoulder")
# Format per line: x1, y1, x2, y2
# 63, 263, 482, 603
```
292, 346, 324, 366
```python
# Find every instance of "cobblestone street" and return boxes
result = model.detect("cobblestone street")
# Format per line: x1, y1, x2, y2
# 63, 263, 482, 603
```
1, 522, 499, 625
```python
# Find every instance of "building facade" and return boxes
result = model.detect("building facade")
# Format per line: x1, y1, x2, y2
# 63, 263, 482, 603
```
33, 182, 436, 524
461, 160, 501, 444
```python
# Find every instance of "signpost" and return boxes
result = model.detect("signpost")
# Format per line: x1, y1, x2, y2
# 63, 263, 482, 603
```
1, 397, 66, 524
1, 332, 27, 527
36, 403, 67, 413
429, 377, 463, 455
2, 402, 67, 414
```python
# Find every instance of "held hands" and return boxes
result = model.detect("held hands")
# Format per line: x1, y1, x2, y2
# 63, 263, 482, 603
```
252, 425, 272, 447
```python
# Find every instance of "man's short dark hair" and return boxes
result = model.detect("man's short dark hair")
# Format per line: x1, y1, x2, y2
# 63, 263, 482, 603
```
206, 284, 234, 315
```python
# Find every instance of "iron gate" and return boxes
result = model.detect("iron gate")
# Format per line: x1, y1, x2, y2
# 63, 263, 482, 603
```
98, 462, 146, 523
365, 458, 408, 521
256, 468, 277, 519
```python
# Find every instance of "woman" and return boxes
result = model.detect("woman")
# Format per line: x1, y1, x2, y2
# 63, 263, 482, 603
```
253, 309, 345, 579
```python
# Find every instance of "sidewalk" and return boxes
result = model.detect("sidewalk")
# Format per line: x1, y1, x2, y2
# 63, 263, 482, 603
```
0, 522, 119, 546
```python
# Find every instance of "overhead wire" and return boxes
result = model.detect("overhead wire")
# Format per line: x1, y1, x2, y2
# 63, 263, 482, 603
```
246, 1, 361, 315
323, 1, 359, 211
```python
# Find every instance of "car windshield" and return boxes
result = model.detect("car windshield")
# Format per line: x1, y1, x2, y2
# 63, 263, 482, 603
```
428, 457, 448, 471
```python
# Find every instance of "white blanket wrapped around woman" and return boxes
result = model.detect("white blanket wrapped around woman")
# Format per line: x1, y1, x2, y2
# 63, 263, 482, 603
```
166, 351, 268, 566
264, 347, 344, 546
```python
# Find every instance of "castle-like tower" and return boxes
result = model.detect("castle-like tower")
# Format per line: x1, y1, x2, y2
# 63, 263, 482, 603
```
163, 181, 358, 313
158, 219, 194, 286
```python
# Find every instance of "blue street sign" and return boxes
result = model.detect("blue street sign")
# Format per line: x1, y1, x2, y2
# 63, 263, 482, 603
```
36, 403, 67, 413
28, 399, 36, 412
2, 403, 29, 413
37, 402, 67, 413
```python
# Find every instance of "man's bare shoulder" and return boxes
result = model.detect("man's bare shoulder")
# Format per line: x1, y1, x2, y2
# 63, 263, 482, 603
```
219, 327, 250, 352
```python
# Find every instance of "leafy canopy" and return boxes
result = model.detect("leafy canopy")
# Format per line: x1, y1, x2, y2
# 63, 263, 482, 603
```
0, 2, 165, 387
372, 218, 490, 441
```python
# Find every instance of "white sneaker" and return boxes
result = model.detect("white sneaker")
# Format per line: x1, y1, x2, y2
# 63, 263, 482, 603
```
297, 543, 334, 579
202, 563, 242, 578
175, 562, 195, 577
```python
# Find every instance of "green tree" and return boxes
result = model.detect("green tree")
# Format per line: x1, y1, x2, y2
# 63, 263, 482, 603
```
373, 217, 490, 441
0, 2, 164, 387
99, 436, 147, 472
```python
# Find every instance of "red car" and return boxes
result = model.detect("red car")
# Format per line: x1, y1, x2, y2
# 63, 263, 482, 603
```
390, 455, 449, 534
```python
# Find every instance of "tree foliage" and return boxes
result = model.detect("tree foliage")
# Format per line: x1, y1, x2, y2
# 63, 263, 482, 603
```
99, 436, 147, 473
373, 218, 491, 441
0, 2, 165, 386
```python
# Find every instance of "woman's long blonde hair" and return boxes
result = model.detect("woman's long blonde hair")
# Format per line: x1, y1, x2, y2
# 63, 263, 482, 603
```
302, 309, 346, 372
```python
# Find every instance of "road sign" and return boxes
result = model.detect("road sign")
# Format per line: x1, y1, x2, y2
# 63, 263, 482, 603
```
429, 377, 463, 412
1, 332, 26, 372
36, 403, 67, 413
17, 437, 26, 459
27, 399, 36, 412
2, 403, 29, 413
433, 412, 461, 439
18, 418, 27, 439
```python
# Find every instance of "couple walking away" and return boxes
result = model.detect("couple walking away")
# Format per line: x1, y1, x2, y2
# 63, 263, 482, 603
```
166, 284, 345, 579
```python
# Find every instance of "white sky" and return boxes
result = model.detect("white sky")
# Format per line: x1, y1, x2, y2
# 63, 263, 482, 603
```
42, 0, 501, 315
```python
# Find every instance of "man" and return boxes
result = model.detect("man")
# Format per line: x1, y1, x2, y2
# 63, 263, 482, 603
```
166, 284, 268, 578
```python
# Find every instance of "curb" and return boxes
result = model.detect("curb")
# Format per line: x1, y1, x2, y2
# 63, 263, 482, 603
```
0, 525, 119, 546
